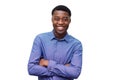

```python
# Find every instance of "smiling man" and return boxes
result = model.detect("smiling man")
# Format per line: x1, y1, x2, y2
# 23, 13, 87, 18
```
28, 5, 83, 80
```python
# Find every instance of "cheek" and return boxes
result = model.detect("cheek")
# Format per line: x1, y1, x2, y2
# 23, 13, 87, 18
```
52, 20, 57, 25
65, 22, 70, 26
52, 22, 57, 27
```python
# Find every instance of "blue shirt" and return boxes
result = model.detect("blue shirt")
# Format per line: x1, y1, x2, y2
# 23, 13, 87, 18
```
28, 31, 83, 80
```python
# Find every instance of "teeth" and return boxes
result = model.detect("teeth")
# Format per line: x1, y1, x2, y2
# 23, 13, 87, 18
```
57, 27, 64, 30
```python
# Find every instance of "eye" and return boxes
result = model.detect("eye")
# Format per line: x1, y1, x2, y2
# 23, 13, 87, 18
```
62, 17, 69, 22
54, 17, 60, 21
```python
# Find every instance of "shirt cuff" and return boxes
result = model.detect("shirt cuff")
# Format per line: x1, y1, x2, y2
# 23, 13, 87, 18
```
47, 60, 57, 71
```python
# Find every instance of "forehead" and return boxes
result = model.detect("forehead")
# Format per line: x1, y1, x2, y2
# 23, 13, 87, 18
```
53, 10, 69, 17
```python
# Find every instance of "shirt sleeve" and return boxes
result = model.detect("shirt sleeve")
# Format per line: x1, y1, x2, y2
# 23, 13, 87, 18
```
47, 42, 83, 79
28, 35, 53, 77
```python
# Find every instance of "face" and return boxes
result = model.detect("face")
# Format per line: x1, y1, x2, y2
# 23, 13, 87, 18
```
52, 10, 71, 36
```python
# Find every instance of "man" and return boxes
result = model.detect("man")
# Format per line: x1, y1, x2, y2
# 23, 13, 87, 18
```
28, 5, 83, 80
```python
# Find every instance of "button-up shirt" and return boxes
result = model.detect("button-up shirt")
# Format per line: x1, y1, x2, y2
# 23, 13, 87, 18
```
28, 31, 83, 80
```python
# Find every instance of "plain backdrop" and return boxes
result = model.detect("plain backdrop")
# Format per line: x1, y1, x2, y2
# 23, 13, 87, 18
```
0, 0, 120, 80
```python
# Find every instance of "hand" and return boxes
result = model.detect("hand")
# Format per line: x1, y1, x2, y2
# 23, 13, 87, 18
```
65, 64, 70, 66
39, 59, 49, 67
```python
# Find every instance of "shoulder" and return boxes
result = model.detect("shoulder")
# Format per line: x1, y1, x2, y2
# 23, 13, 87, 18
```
68, 35, 82, 45
36, 32, 51, 38
68, 35, 83, 51
33, 32, 52, 42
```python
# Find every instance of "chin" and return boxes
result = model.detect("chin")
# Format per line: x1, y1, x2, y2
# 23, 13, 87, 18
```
57, 31, 66, 35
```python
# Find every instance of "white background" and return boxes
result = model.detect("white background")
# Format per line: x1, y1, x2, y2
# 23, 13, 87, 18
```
0, 0, 120, 80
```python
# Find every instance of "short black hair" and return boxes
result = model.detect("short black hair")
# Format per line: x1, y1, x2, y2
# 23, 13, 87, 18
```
52, 5, 71, 17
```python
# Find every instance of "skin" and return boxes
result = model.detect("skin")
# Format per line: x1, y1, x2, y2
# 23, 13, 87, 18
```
52, 10, 71, 39
39, 10, 71, 67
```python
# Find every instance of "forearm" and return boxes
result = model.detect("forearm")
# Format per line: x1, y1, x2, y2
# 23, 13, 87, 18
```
28, 62, 53, 77
47, 60, 81, 79
39, 59, 73, 78
39, 58, 81, 79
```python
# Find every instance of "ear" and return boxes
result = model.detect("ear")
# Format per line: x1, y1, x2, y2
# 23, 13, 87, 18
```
51, 16, 53, 22
69, 18, 71, 23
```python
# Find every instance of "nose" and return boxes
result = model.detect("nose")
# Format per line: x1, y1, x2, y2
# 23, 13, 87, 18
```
58, 19, 64, 25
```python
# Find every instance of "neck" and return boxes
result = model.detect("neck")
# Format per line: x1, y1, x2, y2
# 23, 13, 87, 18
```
54, 31, 67, 39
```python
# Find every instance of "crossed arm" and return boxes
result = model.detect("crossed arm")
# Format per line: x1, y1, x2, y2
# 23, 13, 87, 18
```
39, 58, 70, 67
28, 50, 82, 79
28, 36, 82, 79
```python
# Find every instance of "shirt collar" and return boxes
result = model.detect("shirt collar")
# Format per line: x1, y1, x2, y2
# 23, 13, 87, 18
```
49, 31, 69, 43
